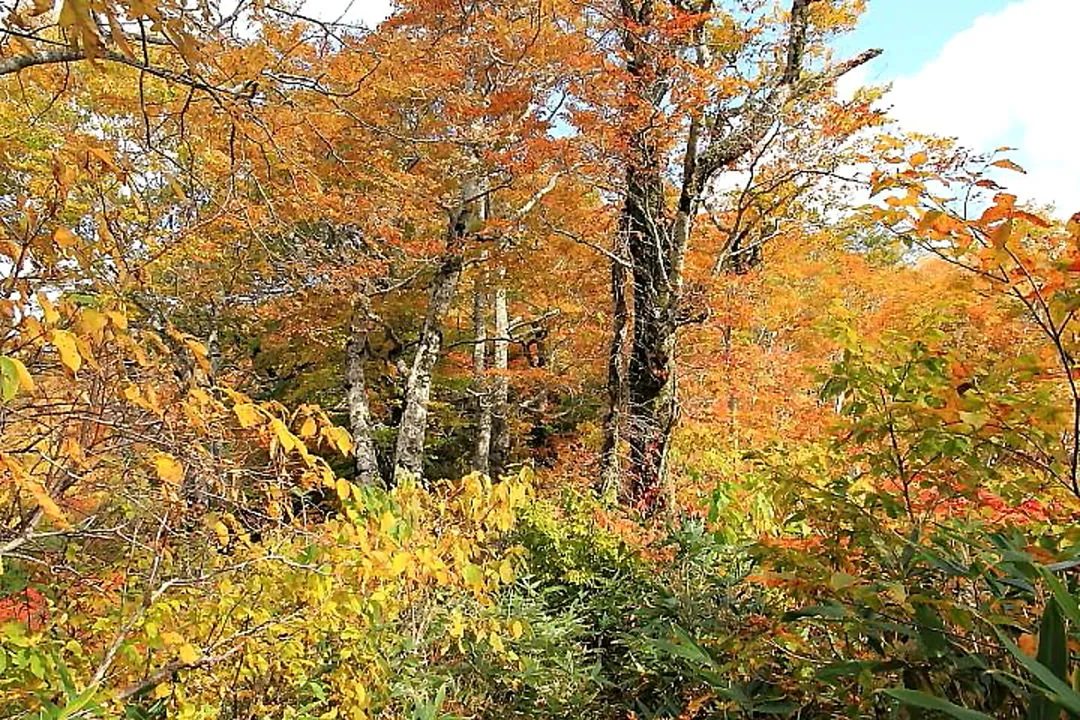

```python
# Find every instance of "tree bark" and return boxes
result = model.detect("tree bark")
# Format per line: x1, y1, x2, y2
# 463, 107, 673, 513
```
599, 231, 630, 497
346, 303, 382, 486
489, 265, 511, 478
471, 273, 493, 475
392, 250, 463, 479
610, 0, 867, 509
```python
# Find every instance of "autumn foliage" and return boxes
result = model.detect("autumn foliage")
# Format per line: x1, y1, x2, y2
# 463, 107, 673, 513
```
1, 0, 1079, 719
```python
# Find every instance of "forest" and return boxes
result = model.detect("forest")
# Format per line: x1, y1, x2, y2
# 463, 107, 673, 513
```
1, 0, 1078, 717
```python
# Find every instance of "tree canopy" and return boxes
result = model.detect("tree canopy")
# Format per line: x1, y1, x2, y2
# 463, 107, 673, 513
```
1, 1, 1079, 718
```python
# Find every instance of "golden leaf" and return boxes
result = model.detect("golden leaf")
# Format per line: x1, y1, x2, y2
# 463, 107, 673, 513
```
178, 643, 200, 665
0, 356, 33, 401
991, 158, 1027, 174
52, 226, 80, 248
38, 293, 60, 325
498, 559, 515, 584
50, 329, 81, 374
153, 453, 184, 486
270, 418, 298, 454
184, 337, 211, 374
76, 308, 108, 342
2, 453, 69, 528
233, 403, 262, 428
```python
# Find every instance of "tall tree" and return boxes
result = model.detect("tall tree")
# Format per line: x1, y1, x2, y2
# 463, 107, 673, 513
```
607, 0, 880, 507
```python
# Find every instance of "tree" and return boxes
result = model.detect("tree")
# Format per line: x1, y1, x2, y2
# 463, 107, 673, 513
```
598, 0, 880, 507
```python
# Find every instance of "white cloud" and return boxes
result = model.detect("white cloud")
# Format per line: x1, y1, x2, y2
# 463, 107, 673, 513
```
299, 0, 392, 27
885, 0, 1080, 214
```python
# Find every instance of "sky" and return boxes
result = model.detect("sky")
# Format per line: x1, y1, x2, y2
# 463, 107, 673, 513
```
302, 0, 1079, 214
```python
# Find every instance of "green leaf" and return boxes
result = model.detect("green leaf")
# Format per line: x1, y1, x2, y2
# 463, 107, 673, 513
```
0, 357, 19, 401
1028, 599, 1069, 720
648, 625, 715, 667
915, 602, 949, 656
782, 603, 847, 621
1039, 568, 1080, 627
995, 627, 1080, 715
884, 689, 994, 720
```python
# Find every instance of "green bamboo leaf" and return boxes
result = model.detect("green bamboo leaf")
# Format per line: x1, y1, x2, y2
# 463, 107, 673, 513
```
1039, 568, 1080, 627
995, 627, 1080, 715
884, 689, 994, 720
1029, 599, 1069, 720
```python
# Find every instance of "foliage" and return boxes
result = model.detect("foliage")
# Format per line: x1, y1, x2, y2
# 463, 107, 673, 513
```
2, 0, 1079, 718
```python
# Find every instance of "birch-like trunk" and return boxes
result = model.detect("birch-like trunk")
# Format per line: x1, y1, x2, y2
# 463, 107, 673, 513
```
392, 252, 463, 479
471, 274, 493, 474
489, 266, 510, 478
346, 305, 382, 486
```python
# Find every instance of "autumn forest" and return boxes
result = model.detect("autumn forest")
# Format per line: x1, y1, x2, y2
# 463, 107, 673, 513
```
1, 0, 1078, 717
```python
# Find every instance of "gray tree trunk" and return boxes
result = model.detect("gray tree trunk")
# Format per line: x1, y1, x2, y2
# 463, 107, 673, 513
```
599, 234, 629, 498
471, 273, 493, 475
346, 305, 382, 486
489, 266, 510, 478
392, 251, 464, 479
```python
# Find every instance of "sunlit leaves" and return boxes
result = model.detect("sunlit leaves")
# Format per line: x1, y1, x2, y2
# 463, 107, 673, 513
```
153, 453, 184, 486
0, 357, 33, 401
49, 330, 81, 374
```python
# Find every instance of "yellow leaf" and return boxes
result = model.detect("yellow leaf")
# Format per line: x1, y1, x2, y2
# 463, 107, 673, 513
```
209, 519, 229, 546
509, 620, 524, 639
335, 478, 351, 502
0, 356, 32, 401
74, 335, 98, 370
50, 329, 81, 374
11, 358, 35, 393
160, 631, 184, 647
324, 425, 353, 456
152, 682, 172, 700
105, 309, 128, 330
184, 337, 211, 374
390, 551, 410, 576
178, 643, 200, 665
153, 453, 184, 486
489, 633, 504, 652
992, 158, 1027, 174
910, 151, 928, 167
2, 453, 69, 528
53, 226, 80, 248
498, 559, 515, 584
270, 418, 298, 454
76, 308, 108, 342
448, 611, 465, 638
26, 480, 69, 528
38, 293, 60, 325
379, 511, 396, 534
299, 416, 318, 439
233, 403, 262, 429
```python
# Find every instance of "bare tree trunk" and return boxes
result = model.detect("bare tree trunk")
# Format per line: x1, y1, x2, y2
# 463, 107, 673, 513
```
599, 234, 629, 498
347, 303, 382, 486
489, 265, 510, 478
392, 251, 464, 479
471, 273, 493, 475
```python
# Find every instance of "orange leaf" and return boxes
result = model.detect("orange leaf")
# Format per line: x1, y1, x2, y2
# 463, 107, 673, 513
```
991, 158, 1026, 174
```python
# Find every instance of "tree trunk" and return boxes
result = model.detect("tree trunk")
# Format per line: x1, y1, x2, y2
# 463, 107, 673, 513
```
392, 251, 463, 479
489, 265, 510, 478
599, 234, 629, 498
471, 274, 493, 475
346, 304, 382, 486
